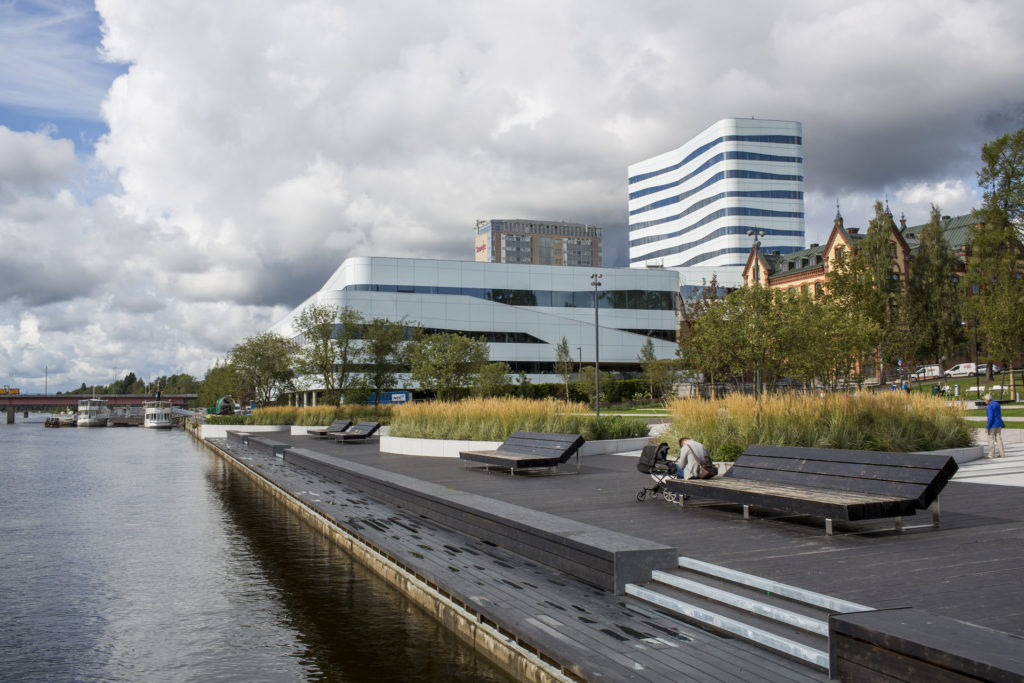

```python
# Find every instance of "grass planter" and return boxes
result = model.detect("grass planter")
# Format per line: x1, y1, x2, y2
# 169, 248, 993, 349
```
387, 398, 649, 442
665, 392, 973, 461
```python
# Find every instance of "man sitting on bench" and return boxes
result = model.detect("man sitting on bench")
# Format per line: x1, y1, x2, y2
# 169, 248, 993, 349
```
670, 437, 716, 480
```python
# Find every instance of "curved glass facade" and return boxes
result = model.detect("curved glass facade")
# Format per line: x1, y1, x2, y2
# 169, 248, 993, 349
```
628, 119, 805, 279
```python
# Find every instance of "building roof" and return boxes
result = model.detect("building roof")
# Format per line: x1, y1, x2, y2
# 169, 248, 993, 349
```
900, 213, 975, 255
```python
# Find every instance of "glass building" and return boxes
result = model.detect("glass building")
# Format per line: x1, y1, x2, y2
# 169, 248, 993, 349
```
628, 118, 806, 282
270, 257, 678, 398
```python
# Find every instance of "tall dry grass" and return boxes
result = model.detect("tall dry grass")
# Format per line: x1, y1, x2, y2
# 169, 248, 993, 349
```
387, 397, 648, 441
249, 404, 394, 426
664, 392, 972, 460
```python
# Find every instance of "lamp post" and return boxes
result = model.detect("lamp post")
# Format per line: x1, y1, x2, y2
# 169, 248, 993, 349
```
746, 229, 765, 396
577, 346, 582, 381
590, 272, 602, 416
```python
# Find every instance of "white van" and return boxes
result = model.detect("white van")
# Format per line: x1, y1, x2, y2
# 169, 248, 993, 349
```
910, 365, 942, 380
944, 363, 977, 378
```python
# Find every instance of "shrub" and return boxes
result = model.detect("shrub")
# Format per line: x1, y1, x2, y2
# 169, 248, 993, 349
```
664, 392, 972, 461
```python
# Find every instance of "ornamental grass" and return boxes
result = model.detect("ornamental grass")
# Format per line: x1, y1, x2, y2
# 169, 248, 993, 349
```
665, 392, 972, 461
387, 397, 649, 441
246, 404, 394, 426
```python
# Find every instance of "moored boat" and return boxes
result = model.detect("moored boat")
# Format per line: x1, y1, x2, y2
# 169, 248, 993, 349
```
143, 401, 173, 429
77, 398, 110, 427
59, 409, 77, 427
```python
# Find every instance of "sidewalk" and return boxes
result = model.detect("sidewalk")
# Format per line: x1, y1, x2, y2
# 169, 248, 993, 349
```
955, 441, 1024, 486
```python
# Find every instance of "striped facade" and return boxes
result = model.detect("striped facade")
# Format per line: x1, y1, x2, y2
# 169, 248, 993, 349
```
628, 118, 806, 282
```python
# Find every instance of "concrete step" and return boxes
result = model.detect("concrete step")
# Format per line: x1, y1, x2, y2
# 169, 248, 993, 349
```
624, 556, 875, 672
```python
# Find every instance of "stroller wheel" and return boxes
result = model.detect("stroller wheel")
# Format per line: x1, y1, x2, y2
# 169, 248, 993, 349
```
636, 489, 647, 502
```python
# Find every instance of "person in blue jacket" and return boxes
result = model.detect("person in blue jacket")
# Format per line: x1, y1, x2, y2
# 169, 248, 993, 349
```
984, 393, 1006, 459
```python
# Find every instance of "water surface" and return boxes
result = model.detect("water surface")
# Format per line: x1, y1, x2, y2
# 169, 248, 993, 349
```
0, 416, 508, 682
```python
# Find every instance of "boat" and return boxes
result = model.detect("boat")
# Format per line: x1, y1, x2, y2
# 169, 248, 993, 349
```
59, 409, 77, 427
77, 398, 110, 427
143, 400, 174, 429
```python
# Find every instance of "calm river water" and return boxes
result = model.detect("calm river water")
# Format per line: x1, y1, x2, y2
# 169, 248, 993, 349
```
0, 416, 509, 682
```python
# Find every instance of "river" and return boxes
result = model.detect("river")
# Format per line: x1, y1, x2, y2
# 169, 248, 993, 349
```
0, 416, 509, 682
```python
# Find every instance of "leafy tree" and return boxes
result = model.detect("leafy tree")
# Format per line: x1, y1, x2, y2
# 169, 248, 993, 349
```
827, 201, 903, 379
291, 302, 340, 401
229, 332, 296, 407
678, 292, 740, 396
638, 337, 677, 399
408, 332, 488, 400
199, 361, 244, 408
576, 366, 614, 408
965, 209, 1024, 376
977, 127, 1024, 242
474, 362, 514, 397
900, 206, 965, 368
359, 317, 413, 405
554, 337, 575, 400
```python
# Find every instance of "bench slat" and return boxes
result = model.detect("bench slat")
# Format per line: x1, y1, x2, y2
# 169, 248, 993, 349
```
733, 454, 946, 485
745, 445, 956, 471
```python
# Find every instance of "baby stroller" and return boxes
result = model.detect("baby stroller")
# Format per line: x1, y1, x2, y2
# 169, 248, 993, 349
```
636, 442, 681, 502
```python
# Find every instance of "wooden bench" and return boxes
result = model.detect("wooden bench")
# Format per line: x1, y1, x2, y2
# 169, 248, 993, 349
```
664, 445, 958, 534
829, 607, 1024, 681
459, 431, 586, 475
333, 421, 381, 443
307, 419, 352, 439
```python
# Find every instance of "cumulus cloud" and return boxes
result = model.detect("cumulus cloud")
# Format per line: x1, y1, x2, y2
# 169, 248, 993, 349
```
3, 0, 1024, 392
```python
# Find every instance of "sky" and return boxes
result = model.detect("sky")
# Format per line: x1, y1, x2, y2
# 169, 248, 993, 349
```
2, 0, 1024, 394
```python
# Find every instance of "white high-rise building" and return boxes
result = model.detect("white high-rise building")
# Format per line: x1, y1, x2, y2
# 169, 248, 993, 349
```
628, 118, 805, 284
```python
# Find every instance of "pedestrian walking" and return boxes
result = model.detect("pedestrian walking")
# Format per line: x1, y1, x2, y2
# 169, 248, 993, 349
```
984, 393, 1006, 459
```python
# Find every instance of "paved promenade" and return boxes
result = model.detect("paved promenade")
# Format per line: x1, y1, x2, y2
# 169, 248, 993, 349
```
273, 433, 1024, 636
208, 431, 1024, 680
209, 435, 825, 682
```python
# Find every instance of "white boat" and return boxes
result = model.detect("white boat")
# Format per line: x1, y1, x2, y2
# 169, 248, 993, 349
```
77, 398, 110, 427
143, 401, 174, 429
59, 410, 77, 427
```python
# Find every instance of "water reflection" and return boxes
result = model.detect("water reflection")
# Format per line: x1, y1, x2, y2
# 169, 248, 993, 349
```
0, 420, 508, 682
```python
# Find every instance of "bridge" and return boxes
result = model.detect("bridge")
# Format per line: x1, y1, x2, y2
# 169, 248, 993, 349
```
0, 394, 198, 409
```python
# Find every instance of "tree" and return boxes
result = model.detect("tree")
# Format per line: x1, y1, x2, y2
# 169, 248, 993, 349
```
965, 210, 1024, 377
474, 362, 514, 397
229, 332, 296, 407
977, 127, 1024, 242
359, 317, 412, 405
292, 302, 341, 402
199, 360, 244, 408
554, 337, 575, 400
638, 337, 676, 399
827, 201, 903, 379
900, 206, 964, 368
408, 332, 489, 400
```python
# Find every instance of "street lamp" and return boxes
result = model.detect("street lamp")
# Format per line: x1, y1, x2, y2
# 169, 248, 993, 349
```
747, 229, 765, 396
590, 272, 602, 416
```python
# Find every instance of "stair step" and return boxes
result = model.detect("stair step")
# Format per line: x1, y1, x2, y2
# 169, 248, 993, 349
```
678, 556, 872, 614
651, 570, 828, 635
625, 583, 829, 670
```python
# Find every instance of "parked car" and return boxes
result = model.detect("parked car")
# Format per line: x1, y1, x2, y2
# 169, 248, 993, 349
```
978, 363, 1002, 375
910, 364, 942, 381
944, 363, 977, 378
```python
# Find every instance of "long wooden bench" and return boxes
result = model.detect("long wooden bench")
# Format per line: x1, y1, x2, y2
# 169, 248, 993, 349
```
459, 431, 586, 475
829, 607, 1024, 681
664, 445, 958, 534
307, 419, 352, 439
